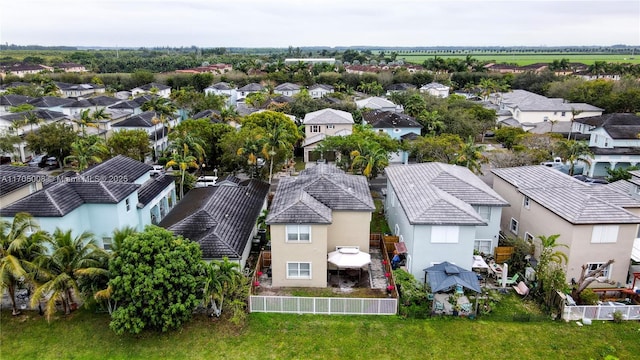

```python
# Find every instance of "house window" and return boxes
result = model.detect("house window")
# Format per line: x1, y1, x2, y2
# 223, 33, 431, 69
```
474, 239, 492, 254
524, 232, 534, 243
103, 237, 113, 251
310, 125, 321, 133
561, 112, 566, 116
393, 128, 401, 133
431, 226, 459, 243
586, 262, 612, 280
591, 225, 618, 243
286, 225, 311, 243
287, 262, 311, 279
509, 218, 519, 234
326, 125, 335, 129
477, 206, 491, 221
523, 196, 530, 209
125, 198, 131, 211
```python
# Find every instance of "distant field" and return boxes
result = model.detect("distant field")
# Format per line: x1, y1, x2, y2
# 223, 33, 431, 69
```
399, 53, 640, 66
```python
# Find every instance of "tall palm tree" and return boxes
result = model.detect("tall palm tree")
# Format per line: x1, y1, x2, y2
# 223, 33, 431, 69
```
350, 144, 389, 180
265, 122, 292, 184
91, 108, 112, 140
237, 135, 268, 179
0, 213, 47, 315
166, 143, 199, 199
31, 229, 104, 320
64, 137, 109, 172
73, 109, 100, 136
455, 136, 488, 175
554, 140, 593, 176
566, 108, 583, 140
142, 97, 178, 144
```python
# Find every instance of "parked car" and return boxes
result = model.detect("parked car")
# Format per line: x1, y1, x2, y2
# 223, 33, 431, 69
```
28, 154, 47, 167
194, 176, 218, 188
45, 157, 59, 169
149, 165, 165, 176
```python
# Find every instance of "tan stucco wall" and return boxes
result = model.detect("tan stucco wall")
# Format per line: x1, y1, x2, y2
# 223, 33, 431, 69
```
0, 182, 42, 207
304, 124, 352, 138
493, 176, 635, 285
270, 211, 372, 288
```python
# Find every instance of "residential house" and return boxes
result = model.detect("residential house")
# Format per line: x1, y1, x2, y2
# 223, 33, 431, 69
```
284, 58, 336, 65
27, 96, 76, 115
0, 64, 51, 78
237, 83, 264, 99
572, 113, 640, 177
419, 82, 450, 98
494, 89, 603, 128
54, 62, 87, 73
111, 111, 172, 159
204, 82, 237, 105
385, 163, 508, 280
159, 177, 269, 267
308, 84, 334, 99
61, 96, 121, 117
274, 82, 301, 97
0, 155, 176, 249
361, 110, 422, 163
0, 94, 33, 116
266, 164, 375, 287
0, 109, 68, 161
386, 83, 417, 96
131, 83, 172, 99
606, 171, 640, 265
355, 96, 402, 112
175, 63, 232, 74
0, 165, 45, 206
491, 165, 640, 286
301, 108, 354, 163
55, 82, 105, 98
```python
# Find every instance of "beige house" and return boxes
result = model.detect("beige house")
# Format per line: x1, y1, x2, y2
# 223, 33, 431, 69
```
301, 108, 354, 163
0, 165, 45, 207
492, 166, 640, 286
266, 165, 375, 287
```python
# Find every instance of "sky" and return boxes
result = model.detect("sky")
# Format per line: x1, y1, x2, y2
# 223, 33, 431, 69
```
1, 0, 639, 48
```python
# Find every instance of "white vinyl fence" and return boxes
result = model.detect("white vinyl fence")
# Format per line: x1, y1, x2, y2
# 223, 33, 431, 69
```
249, 295, 397, 315
563, 305, 640, 321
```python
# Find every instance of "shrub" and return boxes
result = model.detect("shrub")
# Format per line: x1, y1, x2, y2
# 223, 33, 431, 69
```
612, 310, 624, 323
579, 288, 599, 305
393, 269, 428, 318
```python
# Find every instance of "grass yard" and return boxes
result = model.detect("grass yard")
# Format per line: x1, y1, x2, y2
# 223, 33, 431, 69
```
399, 53, 640, 66
2, 305, 639, 360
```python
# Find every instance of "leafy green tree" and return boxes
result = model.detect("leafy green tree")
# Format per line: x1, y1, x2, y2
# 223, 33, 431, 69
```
25, 122, 78, 165
109, 226, 204, 334
130, 70, 155, 88
409, 134, 464, 164
455, 136, 488, 175
107, 129, 151, 161
494, 127, 526, 149
534, 234, 569, 310
0, 213, 47, 315
64, 136, 109, 171
350, 144, 389, 179
31, 229, 105, 320
606, 165, 640, 183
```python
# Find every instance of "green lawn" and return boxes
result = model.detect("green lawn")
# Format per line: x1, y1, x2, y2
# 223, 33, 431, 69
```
2, 303, 639, 360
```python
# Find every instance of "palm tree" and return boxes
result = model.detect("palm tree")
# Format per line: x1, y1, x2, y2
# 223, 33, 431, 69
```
0, 213, 47, 315
554, 140, 594, 176
90, 108, 112, 140
166, 143, 199, 199
142, 97, 178, 145
31, 229, 104, 320
455, 136, 488, 175
537, 234, 568, 265
202, 257, 244, 318
350, 144, 389, 180
237, 135, 268, 179
73, 109, 100, 136
566, 108, 583, 140
64, 137, 109, 172
265, 122, 293, 184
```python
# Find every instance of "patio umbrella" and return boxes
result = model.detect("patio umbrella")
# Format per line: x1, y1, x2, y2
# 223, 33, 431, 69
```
328, 248, 371, 283
424, 261, 481, 293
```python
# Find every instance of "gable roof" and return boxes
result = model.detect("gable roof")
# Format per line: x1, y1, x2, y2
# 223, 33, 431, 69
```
303, 108, 354, 125
274, 82, 301, 91
82, 155, 152, 182
0, 109, 67, 122
159, 179, 269, 259
492, 165, 640, 224
576, 113, 640, 140
386, 163, 508, 225
355, 96, 397, 110
27, 96, 75, 108
362, 110, 422, 129
238, 83, 264, 92
267, 164, 374, 224
308, 84, 334, 91
111, 111, 157, 127
0, 165, 43, 196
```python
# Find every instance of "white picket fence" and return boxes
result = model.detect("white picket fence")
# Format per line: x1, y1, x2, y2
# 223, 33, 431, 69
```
563, 304, 640, 321
249, 295, 398, 315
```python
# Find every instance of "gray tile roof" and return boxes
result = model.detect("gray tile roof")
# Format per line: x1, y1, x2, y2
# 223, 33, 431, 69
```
0, 165, 43, 196
109, 100, 140, 110
238, 83, 264, 92
27, 96, 75, 108
386, 83, 416, 91
362, 110, 422, 129
267, 164, 374, 224
135, 83, 171, 91
303, 108, 354, 125
500, 89, 603, 112
209, 82, 234, 90
386, 163, 508, 225
0, 109, 67, 122
138, 174, 175, 206
82, 155, 152, 182
492, 165, 640, 224
274, 82, 300, 91
576, 113, 640, 140
111, 111, 157, 128
309, 84, 334, 91
0, 94, 33, 106
355, 96, 397, 110
0, 181, 139, 217
159, 179, 269, 259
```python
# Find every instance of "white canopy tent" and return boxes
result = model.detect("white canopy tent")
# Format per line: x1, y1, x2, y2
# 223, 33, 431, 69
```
327, 248, 371, 283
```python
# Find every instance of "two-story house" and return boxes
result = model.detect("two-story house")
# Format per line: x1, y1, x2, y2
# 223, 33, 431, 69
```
301, 108, 354, 163
0, 94, 33, 116
308, 84, 334, 99
385, 163, 509, 280
572, 113, 640, 177
266, 164, 375, 287
55, 82, 105, 99
131, 83, 172, 99
355, 96, 402, 113
274, 82, 301, 97
0, 165, 45, 206
0, 155, 176, 249
492, 165, 640, 286
111, 111, 172, 159
361, 110, 422, 163
237, 83, 264, 100
419, 82, 450, 98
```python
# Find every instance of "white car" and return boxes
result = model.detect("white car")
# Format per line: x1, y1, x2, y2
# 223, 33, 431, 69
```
194, 176, 218, 188
149, 165, 165, 176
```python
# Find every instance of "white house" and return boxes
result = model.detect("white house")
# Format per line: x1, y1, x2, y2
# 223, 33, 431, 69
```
385, 163, 509, 280
419, 82, 450, 98
355, 96, 402, 113
274, 82, 301, 97
308, 84, 334, 99
131, 83, 172, 99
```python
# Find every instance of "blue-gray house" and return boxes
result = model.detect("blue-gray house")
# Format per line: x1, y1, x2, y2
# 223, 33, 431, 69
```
362, 110, 422, 163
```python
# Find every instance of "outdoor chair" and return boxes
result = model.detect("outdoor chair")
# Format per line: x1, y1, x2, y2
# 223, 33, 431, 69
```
460, 302, 473, 314
504, 273, 520, 286
512, 281, 529, 296
434, 301, 444, 313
